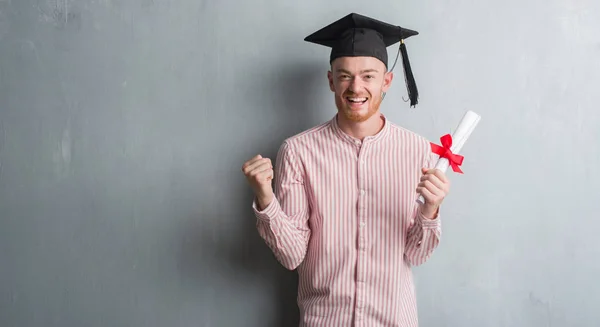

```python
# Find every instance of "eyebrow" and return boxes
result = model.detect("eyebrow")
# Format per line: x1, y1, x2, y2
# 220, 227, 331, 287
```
336, 68, 379, 74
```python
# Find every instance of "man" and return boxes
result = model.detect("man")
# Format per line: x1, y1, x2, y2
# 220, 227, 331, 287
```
242, 13, 450, 327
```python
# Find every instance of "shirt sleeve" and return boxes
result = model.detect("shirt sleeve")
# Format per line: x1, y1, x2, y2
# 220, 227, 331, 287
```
404, 144, 442, 266
253, 140, 311, 270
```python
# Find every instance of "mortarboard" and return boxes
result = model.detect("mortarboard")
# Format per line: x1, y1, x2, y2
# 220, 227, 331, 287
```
304, 13, 420, 107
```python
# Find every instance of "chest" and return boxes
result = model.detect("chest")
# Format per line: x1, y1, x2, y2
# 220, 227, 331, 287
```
301, 141, 423, 219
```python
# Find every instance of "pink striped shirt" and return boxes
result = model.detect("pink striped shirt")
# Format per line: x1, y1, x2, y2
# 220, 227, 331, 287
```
253, 113, 441, 327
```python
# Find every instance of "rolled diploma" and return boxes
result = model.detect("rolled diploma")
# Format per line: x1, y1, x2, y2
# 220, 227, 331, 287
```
417, 110, 481, 205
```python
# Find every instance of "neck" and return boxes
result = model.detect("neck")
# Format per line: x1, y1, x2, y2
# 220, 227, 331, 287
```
336, 112, 384, 140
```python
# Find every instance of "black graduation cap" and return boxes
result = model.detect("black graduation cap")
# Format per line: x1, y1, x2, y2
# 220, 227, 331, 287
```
304, 13, 420, 107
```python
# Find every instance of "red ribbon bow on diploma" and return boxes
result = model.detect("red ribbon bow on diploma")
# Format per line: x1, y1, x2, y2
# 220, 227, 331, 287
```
430, 134, 465, 174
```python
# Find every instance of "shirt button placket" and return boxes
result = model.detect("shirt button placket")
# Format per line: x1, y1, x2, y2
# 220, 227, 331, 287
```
356, 143, 367, 323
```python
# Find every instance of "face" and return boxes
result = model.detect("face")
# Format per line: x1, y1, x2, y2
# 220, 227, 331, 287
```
327, 56, 393, 123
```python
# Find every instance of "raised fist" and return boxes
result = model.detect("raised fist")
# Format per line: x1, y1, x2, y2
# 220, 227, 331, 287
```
242, 154, 274, 210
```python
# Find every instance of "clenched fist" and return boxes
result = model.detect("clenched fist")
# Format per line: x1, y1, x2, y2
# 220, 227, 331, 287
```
242, 154, 274, 210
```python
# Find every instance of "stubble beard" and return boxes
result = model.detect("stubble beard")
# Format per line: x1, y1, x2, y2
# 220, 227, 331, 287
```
337, 93, 383, 123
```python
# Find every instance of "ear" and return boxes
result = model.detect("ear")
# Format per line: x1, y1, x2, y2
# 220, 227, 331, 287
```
327, 70, 335, 92
382, 71, 393, 92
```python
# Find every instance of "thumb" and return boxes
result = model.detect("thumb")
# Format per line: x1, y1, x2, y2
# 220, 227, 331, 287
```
421, 167, 428, 174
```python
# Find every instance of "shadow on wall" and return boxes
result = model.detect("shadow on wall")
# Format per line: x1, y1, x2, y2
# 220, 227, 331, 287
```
176, 61, 326, 326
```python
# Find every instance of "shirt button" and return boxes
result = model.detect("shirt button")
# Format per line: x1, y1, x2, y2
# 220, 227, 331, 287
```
360, 222, 366, 227
360, 190, 365, 195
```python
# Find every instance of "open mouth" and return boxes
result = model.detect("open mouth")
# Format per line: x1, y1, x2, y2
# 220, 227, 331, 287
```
345, 97, 368, 105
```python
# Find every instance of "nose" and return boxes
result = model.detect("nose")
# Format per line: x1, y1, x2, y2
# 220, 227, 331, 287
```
348, 76, 362, 93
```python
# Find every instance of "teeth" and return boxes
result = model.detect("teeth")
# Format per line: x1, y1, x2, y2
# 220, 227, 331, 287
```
347, 97, 367, 102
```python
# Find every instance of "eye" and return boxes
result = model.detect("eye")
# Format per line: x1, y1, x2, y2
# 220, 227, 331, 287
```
365, 75, 374, 79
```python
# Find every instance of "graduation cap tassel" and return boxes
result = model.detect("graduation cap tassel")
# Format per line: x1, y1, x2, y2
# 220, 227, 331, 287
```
400, 40, 419, 107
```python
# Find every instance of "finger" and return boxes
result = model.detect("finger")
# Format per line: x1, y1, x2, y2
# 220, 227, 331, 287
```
421, 168, 439, 179
248, 162, 272, 178
424, 168, 449, 184
244, 158, 272, 174
416, 186, 436, 202
430, 168, 449, 183
242, 155, 264, 170
256, 169, 274, 183
420, 174, 446, 192
418, 180, 443, 197
242, 159, 256, 171
418, 183, 443, 205
421, 169, 450, 191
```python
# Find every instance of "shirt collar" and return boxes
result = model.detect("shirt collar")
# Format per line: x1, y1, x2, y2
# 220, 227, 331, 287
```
330, 112, 390, 146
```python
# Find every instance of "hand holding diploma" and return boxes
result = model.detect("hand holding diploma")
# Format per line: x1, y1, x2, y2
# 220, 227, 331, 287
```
416, 168, 451, 219
416, 110, 481, 217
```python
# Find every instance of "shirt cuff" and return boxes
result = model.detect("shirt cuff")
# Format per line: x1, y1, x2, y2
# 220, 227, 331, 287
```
252, 196, 280, 222
416, 208, 441, 229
